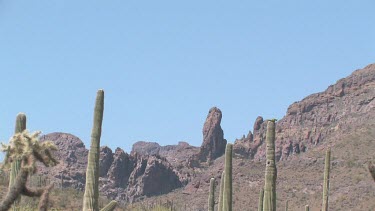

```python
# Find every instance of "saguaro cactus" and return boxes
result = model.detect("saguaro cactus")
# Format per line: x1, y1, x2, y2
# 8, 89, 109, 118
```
218, 171, 225, 211
208, 177, 215, 211
83, 90, 104, 211
9, 113, 26, 211
100, 200, 117, 211
222, 143, 233, 211
258, 188, 264, 211
322, 147, 331, 211
82, 90, 117, 211
263, 120, 277, 211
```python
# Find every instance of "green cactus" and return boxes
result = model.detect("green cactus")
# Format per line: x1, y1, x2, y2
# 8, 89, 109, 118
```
263, 120, 277, 211
218, 171, 225, 211
305, 205, 309, 211
208, 177, 215, 211
83, 90, 105, 211
322, 147, 331, 211
222, 143, 233, 211
100, 200, 117, 211
258, 188, 264, 211
285, 200, 288, 211
9, 113, 26, 211
0, 130, 58, 211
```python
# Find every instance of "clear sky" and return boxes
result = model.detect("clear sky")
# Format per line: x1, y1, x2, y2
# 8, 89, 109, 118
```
0, 1, 374, 155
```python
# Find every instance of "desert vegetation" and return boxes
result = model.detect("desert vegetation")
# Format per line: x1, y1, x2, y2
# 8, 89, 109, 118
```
0, 90, 118, 211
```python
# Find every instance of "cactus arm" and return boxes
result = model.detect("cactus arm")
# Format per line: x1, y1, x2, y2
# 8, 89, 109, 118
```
100, 200, 117, 211
263, 120, 277, 211
222, 143, 233, 211
322, 148, 331, 211
83, 90, 104, 211
258, 188, 264, 211
208, 177, 215, 211
218, 171, 225, 211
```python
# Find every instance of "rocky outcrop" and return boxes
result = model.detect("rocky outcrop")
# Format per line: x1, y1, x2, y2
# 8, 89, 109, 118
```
131, 141, 161, 156
106, 148, 134, 188
233, 116, 266, 159
38, 132, 88, 190
196, 107, 227, 163
132, 141, 199, 167
99, 146, 113, 177
234, 63, 375, 161
38, 133, 184, 203
123, 155, 182, 202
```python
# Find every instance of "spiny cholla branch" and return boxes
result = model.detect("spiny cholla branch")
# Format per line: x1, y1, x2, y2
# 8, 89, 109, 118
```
0, 130, 58, 211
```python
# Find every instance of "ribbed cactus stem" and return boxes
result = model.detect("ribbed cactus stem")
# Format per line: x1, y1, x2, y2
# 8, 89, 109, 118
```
322, 147, 331, 211
285, 200, 288, 211
9, 113, 26, 211
305, 205, 309, 211
258, 188, 264, 211
222, 143, 233, 211
83, 90, 104, 211
263, 120, 277, 211
100, 200, 117, 211
208, 177, 215, 211
218, 171, 225, 211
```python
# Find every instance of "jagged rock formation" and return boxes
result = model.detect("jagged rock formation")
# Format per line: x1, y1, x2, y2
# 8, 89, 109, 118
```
188, 107, 227, 167
38, 132, 88, 190
197, 107, 227, 162
132, 141, 199, 167
131, 141, 161, 156
234, 63, 375, 161
233, 116, 266, 159
38, 133, 184, 203
100, 153, 182, 202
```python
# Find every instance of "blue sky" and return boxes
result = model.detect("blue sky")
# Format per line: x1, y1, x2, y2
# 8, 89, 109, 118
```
0, 1, 374, 155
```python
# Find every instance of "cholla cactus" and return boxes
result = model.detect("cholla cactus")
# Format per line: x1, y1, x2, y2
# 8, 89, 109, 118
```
0, 130, 58, 211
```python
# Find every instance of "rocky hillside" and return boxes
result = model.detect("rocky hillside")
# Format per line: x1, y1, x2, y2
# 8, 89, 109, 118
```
234, 63, 375, 161
37, 63, 375, 208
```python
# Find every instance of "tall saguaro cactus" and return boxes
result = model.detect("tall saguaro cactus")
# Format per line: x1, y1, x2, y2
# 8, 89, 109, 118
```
218, 171, 225, 211
258, 188, 264, 211
263, 120, 277, 211
9, 113, 26, 211
208, 178, 215, 211
222, 143, 233, 211
322, 148, 331, 211
83, 90, 104, 211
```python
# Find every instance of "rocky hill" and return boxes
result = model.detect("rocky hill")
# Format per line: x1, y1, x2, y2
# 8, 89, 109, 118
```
37, 63, 375, 209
